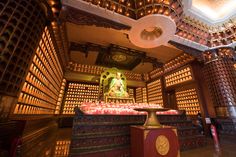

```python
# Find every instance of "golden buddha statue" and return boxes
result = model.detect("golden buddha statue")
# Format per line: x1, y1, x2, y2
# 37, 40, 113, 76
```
107, 72, 129, 98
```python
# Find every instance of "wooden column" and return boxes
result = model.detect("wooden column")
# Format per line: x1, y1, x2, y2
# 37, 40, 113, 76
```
203, 47, 236, 134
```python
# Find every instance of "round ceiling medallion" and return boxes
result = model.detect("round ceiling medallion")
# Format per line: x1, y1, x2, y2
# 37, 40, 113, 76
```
129, 14, 176, 48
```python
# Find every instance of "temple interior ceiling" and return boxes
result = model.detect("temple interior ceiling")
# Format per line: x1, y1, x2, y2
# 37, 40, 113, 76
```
186, 0, 236, 23
67, 23, 183, 72
63, 0, 236, 73
193, 0, 235, 12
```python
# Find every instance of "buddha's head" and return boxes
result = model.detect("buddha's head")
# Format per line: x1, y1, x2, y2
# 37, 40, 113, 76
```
116, 72, 121, 79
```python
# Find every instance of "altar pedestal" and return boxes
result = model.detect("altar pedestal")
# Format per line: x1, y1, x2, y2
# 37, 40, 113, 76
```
131, 126, 179, 157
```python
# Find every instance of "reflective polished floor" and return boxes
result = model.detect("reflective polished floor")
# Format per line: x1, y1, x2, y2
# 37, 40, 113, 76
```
54, 129, 236, 157
181, 136, 236, 157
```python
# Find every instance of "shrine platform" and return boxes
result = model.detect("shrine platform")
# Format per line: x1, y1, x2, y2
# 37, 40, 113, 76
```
69, 102, 206, 157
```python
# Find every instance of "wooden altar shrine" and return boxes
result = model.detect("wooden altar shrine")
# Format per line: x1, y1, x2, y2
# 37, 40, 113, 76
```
69, 107, 206, 157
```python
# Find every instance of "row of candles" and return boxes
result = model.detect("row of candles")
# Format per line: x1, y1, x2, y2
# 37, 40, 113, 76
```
80, 102, 179, 115
149, 54, 193, 80
68, 62, 143, 80
13, 103, 54, 115
15, 27, 63, 115
176, 88, 201, 115
135, 87, 146, 103
68, 83, 99, 89
54, 140, 70, 156
147, 79, 163, 106
63, 83, 100, 114
165, 67, 193, 87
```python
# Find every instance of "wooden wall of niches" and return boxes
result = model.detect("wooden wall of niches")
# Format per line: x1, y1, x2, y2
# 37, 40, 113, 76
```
147, 60, 215, 119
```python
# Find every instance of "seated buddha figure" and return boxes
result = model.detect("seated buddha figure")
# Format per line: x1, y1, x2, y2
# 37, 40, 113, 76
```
107, 72, 129, 98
